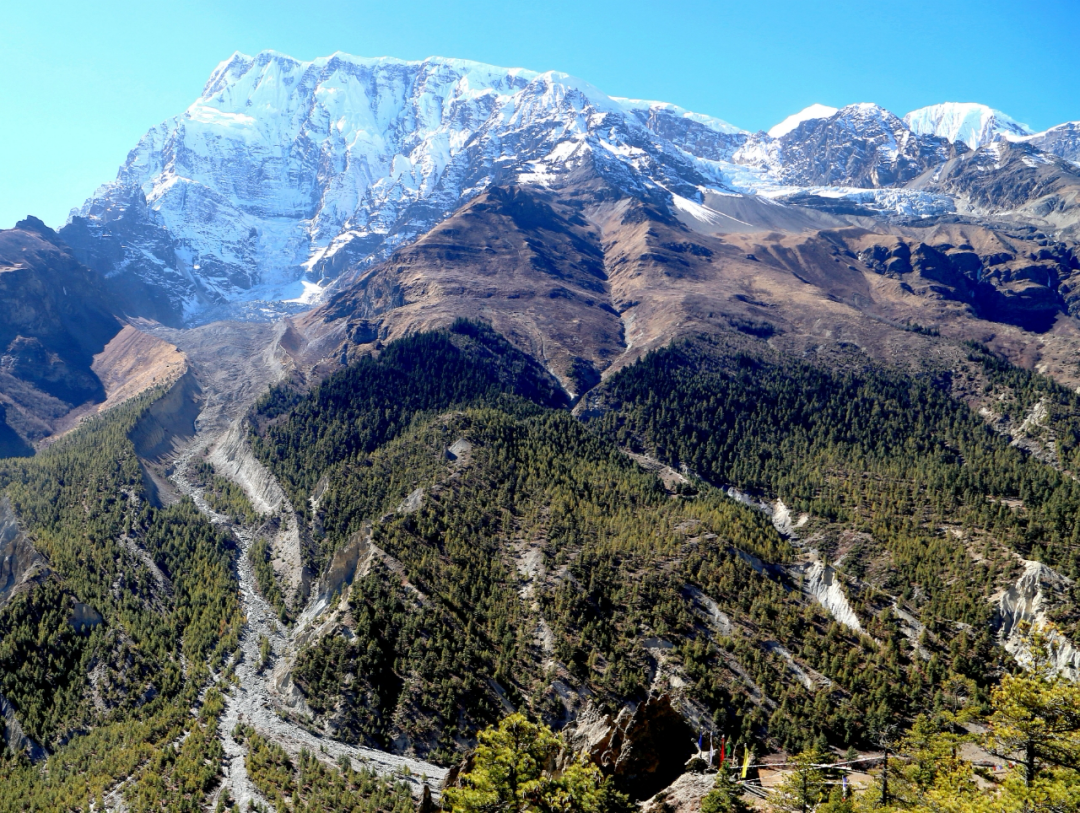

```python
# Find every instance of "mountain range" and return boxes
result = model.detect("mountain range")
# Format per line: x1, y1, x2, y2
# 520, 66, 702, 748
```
56, 52, 1080, 328
3, 50, 1080, 812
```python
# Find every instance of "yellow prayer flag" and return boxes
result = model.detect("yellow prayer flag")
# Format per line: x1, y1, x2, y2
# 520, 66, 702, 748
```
741, 745, 751, 779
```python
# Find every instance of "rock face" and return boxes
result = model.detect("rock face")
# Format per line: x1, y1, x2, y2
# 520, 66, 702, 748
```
995, 560, 1080, 680
640, 771, 716, 813
1019, 122, 1080, 164
799, 561, 863, 632
567, 694, 696, 800
918, 140, 1080, 227
735, 103, 962, 188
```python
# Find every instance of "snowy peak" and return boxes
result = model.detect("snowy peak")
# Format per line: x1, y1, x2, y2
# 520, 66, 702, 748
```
734, 101, 959, 190
767, 104, 838, 138
903, 102, 1032, 150
60, 51, 1078, 328
1007, 121, 1080, 164
62, 50, 751, 325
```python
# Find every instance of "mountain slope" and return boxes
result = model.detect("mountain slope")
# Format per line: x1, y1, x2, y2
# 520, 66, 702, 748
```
242, 324, 1080, 787
914, 140, 1080, 239
0, 218, 190, 452
60, 51, 1080, 329
289, 168, 1080, 398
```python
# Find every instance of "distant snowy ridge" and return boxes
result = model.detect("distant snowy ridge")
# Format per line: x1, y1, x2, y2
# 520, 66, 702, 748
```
904, 102, 1032, 149
1004, 121, 1080, 164
767, 104, 838, 138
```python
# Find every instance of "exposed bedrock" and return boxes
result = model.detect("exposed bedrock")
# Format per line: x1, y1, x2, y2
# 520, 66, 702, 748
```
995, 559, 1080, 679
0, 496, 48, 611
566, 693, 696, 800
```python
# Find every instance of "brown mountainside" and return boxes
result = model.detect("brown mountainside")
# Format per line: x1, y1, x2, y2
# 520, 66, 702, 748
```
294, 174, 1080, 396
0, 218, 188, 450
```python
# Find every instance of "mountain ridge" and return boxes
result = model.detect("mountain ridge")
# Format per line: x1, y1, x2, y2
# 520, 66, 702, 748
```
59, 50, 1080, 327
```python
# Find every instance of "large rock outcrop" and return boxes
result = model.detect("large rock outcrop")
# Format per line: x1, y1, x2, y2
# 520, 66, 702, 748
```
0, 496, 48, 611
995, 559, 1080, 679
566, 694, 696, 800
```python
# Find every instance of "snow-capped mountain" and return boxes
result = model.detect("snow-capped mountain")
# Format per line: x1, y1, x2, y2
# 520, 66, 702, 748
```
1011, 121, 1080, 164
61, 51, 748, 324
903, 102, 1032, 149
767, 104, 838, 138
59, 51, 1077, 325
736, 103, 960, 188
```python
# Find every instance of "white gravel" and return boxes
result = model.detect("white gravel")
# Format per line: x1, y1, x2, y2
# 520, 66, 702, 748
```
170, 431, 447, 811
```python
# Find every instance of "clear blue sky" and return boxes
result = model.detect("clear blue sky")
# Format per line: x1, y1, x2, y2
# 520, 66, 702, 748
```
2, 0, 1077, 229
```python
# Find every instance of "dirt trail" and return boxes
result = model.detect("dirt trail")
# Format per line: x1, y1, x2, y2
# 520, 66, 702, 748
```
171, 427, 447, 810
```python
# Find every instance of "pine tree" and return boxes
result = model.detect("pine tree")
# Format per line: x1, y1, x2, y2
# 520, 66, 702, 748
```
987, 627, 1080, 786
442, 714, 627, 813
700, 769, 750, 813
771, 748, 828, 813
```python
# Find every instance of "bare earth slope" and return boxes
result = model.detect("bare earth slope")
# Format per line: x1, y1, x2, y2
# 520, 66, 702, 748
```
293, 174, 1080, 393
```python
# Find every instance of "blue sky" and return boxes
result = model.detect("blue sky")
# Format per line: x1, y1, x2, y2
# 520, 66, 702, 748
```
2, 0, 1077, 229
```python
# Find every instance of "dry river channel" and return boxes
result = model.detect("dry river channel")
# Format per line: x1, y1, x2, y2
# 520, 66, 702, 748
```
169, 430, 448, 811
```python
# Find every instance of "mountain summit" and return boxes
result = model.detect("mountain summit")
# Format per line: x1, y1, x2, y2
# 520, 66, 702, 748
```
903, 101, 1032, 149
61, 51, 745, 324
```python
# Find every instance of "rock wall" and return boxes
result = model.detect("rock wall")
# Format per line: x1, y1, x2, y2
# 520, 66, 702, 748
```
566, 694, 696, 800
995, 559, 1080, 679
0, 496, 48, 611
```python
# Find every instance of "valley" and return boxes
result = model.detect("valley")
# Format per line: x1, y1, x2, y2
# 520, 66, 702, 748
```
2, 46, 1080, 812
